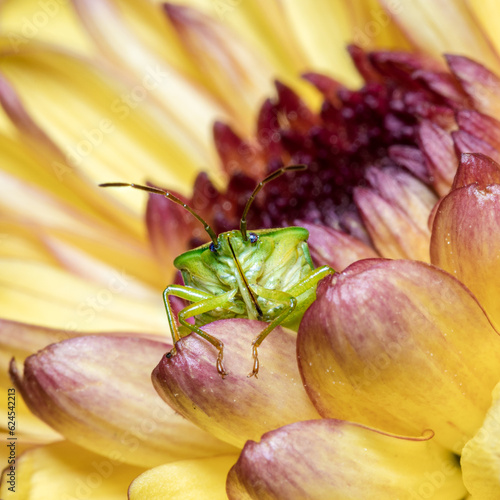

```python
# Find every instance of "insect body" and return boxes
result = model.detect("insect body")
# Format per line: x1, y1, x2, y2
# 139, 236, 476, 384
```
100, 165, 334, 378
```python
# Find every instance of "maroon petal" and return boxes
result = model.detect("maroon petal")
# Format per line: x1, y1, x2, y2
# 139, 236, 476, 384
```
452, 153, 500, 189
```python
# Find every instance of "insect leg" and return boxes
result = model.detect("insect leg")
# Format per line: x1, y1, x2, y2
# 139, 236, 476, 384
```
163, 285, 214, 345
286, 265, 335, 296
281, 265, 335, 327
247, 285, 297, 378
165, 286, 237, 378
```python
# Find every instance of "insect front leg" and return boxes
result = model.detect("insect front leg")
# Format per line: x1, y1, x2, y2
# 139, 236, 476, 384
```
163, 285, 237, 378
281, 265, 335, 327
247, 285, 297, 378
163, 285, 214, 345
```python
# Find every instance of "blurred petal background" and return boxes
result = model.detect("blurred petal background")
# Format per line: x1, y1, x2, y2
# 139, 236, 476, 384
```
2, 0, 500, 498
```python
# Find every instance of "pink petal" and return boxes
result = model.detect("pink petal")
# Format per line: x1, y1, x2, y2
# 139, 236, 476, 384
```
418, 120, 457, 196
298, 221, 378, 271
453, 129, 500, 165
456, 109, 500, 152
447, 54, 500, 117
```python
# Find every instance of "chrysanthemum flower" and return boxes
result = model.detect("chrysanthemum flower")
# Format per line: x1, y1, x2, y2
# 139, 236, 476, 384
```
2, 0, 500, 498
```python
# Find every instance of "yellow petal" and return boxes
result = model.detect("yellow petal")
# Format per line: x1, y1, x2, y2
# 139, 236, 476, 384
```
42, 234, 165, 294
0, 45, 207, 198
380, 0, 500, 72
0, 73, 143, 233
227, 420, 466, 500
0, 259, 167, 334
160, 0, 322, 107
348, 0, 412, 51
0, 0, 95, 56
0, 220, 55, 262
128, 455, 238, 500
12, 335, 237, 467
0, 441, 144, 500
71, 0, 229, 159
468, 0, 500, 63
164, 3, 275, 128
279, 1, 362, 87
462, 381, 500, 497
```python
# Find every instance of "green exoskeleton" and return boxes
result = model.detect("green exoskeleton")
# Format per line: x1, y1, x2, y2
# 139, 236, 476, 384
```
101, 165, 334, 378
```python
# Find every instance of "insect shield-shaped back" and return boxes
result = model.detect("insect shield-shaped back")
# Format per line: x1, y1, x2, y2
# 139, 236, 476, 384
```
99, 165, 334, 378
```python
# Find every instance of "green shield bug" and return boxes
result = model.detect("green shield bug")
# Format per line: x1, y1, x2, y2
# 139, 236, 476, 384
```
100, 165, 334, 378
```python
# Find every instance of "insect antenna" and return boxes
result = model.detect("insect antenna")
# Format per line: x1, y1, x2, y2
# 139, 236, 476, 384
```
99, 182, 219, 247
239, 164, 307, 240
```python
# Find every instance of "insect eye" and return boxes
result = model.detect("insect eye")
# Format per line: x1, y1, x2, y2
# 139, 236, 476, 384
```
210, 242, 219, 252
249, 233, 259, 243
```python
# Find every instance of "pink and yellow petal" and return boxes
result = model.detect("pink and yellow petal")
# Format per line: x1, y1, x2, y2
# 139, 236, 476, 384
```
128, 455, 238, 500
430, 183, 500, 330
12, 335, 237, 467
461, 380, 500, 497
1, 441, 145, 500
298, 259, 500, 452
227, 419, 466, 500
153, 320, 321, 448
